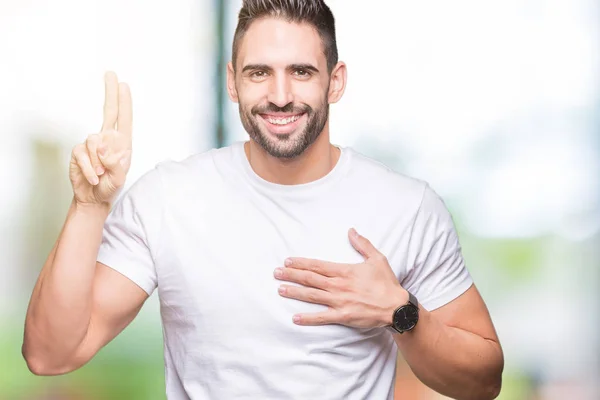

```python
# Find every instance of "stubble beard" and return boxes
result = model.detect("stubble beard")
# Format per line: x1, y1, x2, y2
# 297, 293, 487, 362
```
239, 96, 329, 159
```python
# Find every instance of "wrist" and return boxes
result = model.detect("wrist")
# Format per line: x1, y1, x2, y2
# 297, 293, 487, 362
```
71, 197, 111, 218
380, 285, 409, 326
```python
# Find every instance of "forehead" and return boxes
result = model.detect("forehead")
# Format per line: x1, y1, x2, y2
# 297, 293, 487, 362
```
237, 18, 324, 68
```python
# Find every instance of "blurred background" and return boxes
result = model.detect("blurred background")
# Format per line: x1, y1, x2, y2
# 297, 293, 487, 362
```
1, 0, 598, 399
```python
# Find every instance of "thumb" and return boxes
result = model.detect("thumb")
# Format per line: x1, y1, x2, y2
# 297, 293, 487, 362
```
99, 147, 131, 173
348, 228, 379, 260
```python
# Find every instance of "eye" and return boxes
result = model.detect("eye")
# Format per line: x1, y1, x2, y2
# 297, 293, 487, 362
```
294, 69, 311, 77
249, 70, 269, 81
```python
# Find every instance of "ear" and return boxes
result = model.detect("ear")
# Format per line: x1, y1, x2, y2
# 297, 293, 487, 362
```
327, 61, 347, 104
227, 61, 239, 103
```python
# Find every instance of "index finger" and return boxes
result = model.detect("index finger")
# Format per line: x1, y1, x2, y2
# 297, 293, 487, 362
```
102, 71, 119, 131
117, 82, 133, 138
285, 258, 347, 277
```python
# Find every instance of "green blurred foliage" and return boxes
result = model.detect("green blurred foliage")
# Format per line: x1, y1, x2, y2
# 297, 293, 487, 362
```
1, 318, 165, 400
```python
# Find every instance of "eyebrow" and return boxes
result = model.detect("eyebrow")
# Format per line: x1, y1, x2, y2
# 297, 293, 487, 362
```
241, 63, 320, 74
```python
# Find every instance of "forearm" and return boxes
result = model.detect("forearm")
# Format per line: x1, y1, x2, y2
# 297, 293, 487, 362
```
393, 309, 503, 400
23, 197, 110, 373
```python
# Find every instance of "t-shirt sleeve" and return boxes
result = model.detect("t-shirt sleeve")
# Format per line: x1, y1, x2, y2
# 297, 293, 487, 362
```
96, 166, 164, 295
401, 183, 473, 311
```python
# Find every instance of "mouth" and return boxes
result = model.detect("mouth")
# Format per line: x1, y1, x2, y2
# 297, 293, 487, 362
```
258, 113, 306, 135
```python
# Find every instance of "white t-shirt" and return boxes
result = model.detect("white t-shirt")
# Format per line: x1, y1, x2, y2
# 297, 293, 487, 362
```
97, 140, 473, 400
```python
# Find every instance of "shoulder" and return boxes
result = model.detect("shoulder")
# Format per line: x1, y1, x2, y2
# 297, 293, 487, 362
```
346, 147, 429, 205
152, 144, 237, 184
153, 147, 220, 178
117, 146, 226, 204
346, 147, 454, 222
121, 145, 234, 196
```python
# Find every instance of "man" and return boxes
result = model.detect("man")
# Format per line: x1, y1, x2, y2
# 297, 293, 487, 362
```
22, 0, 504, 399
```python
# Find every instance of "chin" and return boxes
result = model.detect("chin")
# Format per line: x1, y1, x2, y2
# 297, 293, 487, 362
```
255, 131, 311, 159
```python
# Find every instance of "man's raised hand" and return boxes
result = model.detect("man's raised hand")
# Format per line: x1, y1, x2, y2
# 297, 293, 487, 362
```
69, 71, 133, 206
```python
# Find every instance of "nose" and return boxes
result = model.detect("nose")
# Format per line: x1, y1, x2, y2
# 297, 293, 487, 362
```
266, 73, 294, 108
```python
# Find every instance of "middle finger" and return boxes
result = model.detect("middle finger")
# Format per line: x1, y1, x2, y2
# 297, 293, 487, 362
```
274, 268, 331, 291
101, 71, 119, 131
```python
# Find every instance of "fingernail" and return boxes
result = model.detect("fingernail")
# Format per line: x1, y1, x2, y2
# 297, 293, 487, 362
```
278, 286, 286, 294
96, 166, 105, 175
274, 268, 283, 278
293, 315, 301, 323
351, 228, 359, 238
92, 176, 99, 185
284, 258, 292, 266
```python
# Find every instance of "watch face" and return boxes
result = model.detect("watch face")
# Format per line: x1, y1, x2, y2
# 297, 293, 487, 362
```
393, 305, 419, 331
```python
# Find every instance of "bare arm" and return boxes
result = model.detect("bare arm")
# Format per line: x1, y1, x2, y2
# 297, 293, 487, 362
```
22, 71, 143, 375
23, 200, 148, 375
393, 285, 504, 400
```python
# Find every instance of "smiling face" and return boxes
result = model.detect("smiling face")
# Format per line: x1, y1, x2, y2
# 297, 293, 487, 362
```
227, 17, 337, 159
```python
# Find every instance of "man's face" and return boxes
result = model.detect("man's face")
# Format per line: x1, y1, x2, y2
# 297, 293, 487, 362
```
231, 18, 331, 159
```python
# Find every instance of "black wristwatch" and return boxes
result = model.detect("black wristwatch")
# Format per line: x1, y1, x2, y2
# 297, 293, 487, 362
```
386, 291, 419, 334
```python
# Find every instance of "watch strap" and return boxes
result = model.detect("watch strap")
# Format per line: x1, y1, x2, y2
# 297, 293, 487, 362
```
407, 291, 419, 309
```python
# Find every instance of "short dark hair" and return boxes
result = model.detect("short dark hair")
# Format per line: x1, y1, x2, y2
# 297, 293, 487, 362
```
232, 0, 338, 74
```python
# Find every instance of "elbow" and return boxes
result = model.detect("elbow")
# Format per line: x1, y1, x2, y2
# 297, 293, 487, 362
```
481, 342, 504, 399
23, 356, 75, 377
486, 378, 502, 400
22, 344, 53, 376
22, 350, 52, 376
24, 360, 53, 377
462, 377, 501, 400
22, 344, 75, 376
480, 363, 503, 400
466, 358, 503, 400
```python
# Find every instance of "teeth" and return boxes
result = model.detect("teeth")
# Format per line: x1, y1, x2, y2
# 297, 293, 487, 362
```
266, 115, 301, 125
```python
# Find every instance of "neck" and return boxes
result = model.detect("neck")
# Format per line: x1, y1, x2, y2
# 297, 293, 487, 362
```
244, 126, 341, 185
